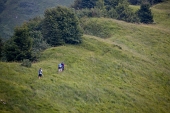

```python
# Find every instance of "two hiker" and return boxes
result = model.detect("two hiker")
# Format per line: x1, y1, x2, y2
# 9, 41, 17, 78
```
38, 62, 65, 79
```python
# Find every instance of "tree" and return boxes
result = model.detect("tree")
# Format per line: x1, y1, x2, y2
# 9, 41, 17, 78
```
128, 0, 141, 5
137, 3, 153, 23
116, 1, 139, 22
26, 17, 49, 61
4, 24, 32, 61
104, 0, 125, 10
42, 6, 83, 46
72, 0, 98, 9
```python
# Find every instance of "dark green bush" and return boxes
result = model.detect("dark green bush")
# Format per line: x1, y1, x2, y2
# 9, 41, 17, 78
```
21, 59, 32, 67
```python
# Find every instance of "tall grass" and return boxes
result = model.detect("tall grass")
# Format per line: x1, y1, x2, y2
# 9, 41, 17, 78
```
1, 1, 170, 113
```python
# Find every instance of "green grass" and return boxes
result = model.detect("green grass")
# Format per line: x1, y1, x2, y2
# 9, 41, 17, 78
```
1, 1, 170, 113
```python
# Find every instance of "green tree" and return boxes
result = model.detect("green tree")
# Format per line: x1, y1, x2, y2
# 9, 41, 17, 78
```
4, 24, 32, 61
116, 1, 139, 22
42, 6, 83, 46
104, 0, 125, 10
137, 3, 153, 23
128, 0, 141, 5
72, 0, 98, 9
25, 17, 49, 61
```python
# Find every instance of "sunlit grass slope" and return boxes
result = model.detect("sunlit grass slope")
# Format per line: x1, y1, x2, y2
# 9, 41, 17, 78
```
0, 1, 170, 113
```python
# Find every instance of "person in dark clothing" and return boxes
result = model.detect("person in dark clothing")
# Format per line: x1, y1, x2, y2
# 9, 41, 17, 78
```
38, 68, 43, 79
61, 62, 64, 71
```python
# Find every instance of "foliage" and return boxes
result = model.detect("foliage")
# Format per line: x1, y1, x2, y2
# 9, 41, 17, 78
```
104, 0, 125, 10
4, 25, 32, 61
26, 17, 50, 61
137, 3, 153, 23
75, 8, 106, 18
21, 59, 32, 67
128, 0, 167, 5
72, 0, 140, 23
42, 6, 83, 46
115, 1, 140, 22
72, 0, 98, 9
128, 0, 141, 5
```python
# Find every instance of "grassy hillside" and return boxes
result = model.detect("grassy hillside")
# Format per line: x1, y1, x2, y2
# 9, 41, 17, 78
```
0, 1, 170, 113
0, 0, 74, 38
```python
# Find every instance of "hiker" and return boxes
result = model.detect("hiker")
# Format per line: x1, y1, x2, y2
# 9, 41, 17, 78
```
38, 68, 43, 79
58, 63, 62, 72
61, 62, 64, 71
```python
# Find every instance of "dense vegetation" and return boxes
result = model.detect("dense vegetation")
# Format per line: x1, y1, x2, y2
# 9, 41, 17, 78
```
42, 6, 82, 46
128, 0, 167, 5
72, 0, 154, 23
4, 25, 32, 61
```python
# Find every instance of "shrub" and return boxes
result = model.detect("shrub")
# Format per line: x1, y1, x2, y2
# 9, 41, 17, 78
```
21, 59, 32, 67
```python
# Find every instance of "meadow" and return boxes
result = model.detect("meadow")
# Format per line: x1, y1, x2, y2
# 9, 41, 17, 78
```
0, 1, 170, 113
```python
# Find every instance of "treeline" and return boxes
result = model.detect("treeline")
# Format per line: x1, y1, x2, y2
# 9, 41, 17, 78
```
128, 0, 166, 5
72, 0, 154, 23
0, 0, 163, 64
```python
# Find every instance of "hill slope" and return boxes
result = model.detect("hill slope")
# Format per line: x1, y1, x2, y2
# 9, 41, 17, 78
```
0, 0, 74, 38
0, 1, 170, 113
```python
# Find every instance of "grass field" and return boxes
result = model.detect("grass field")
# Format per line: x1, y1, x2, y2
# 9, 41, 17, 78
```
0, 1, 170, 113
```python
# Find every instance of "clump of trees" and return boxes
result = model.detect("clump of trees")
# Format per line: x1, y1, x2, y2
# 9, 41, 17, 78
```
42, 6, 82, 46
2, 6, 83, 62
72, 0, 154, 23
128, 0, 167, 5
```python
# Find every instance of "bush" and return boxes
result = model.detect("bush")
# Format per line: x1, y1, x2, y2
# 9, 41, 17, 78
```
21, 59, 32, 67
